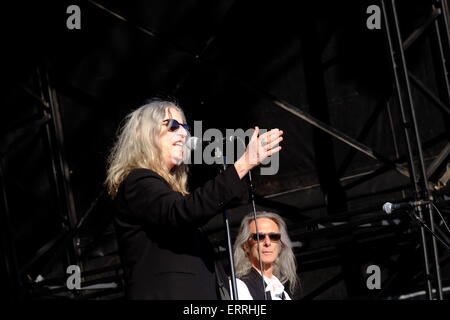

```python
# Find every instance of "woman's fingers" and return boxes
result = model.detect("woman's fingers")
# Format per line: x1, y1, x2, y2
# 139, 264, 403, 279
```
235, 127, 283, 178
251, 126, 260, 143
266, 145, 282, 157
261, 143, 282, 159
257, 129, 283, 163
260, 129, 283, 143
263, 136, 283, 151
242, 127, 284, 166
259, 129, 283, 151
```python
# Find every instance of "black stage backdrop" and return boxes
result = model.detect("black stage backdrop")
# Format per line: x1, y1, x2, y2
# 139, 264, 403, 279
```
1, 0, 449, 300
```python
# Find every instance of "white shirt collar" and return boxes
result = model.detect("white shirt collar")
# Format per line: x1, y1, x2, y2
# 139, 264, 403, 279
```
263, 274, 285, 298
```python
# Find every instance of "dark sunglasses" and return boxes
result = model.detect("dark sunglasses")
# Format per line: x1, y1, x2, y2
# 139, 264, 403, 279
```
163, 119, 190, 132
250, 232, 281, 242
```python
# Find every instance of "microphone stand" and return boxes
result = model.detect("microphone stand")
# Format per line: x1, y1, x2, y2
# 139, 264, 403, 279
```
248, 169, 269, 300
214, 147, 238, 300
233, 136, 268, 300
408, 203, 450, 251
213, 134, 269, 300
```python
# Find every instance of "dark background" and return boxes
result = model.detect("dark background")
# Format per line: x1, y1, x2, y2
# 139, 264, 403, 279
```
1, 0, 449, 300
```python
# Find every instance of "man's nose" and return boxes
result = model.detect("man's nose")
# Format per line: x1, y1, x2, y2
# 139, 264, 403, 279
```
263, 236, 272, 246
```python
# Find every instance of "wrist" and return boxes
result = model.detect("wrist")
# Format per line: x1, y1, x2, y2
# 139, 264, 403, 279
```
234, 158, 252, 179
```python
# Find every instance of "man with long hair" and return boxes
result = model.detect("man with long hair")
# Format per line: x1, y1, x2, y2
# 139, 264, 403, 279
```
233, 211, 299, 299
105, 99, 283, 299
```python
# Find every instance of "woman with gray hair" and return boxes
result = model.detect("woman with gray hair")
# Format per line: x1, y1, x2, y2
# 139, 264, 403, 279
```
105, 99, 283, 299
233, 211, 299, 300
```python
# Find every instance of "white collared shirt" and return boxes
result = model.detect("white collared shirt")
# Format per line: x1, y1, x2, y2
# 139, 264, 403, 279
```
230, 274, 291, 300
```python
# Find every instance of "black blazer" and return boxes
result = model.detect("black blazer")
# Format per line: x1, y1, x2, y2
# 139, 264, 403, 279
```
114, 166, 247, 299
239, 268, 288, 300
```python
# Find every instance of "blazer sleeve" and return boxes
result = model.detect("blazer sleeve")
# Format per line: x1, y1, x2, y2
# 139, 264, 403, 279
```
122, 165, 247, 228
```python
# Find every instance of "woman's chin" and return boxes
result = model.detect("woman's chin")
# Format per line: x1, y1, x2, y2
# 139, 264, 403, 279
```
172, 156, 184, 166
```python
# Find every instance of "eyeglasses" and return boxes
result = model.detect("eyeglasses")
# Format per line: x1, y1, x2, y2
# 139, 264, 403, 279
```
163, 119, 190, 132
250, 232, 281, 242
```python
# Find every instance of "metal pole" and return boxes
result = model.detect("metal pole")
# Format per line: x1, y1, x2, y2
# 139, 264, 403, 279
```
382, 0, 444, 299
391, 0, 444, 300
38, 66, 81, 273
0, 160, 21, 299
216, 149, 238, 300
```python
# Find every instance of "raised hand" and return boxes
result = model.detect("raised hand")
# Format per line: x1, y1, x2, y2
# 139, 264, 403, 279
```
234, 127, 283, 179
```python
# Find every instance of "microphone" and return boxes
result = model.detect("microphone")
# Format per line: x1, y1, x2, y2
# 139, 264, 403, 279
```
382, 200, 429, 214
186, 136, 235, 150
186, 136, 201, 150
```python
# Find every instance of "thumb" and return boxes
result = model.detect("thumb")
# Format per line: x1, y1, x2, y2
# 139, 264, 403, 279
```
251, 126, 259, 141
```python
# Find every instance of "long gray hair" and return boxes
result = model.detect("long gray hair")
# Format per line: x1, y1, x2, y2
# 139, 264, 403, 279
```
105, 99, 189, 197
233, 211, 299, 294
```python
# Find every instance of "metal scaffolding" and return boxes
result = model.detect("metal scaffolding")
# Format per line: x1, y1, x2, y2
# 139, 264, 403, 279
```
1, 0, 449, 300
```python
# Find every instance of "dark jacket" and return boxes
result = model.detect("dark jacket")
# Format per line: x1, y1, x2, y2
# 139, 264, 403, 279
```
239, 268, 288, 300
114, 166, 247, 299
